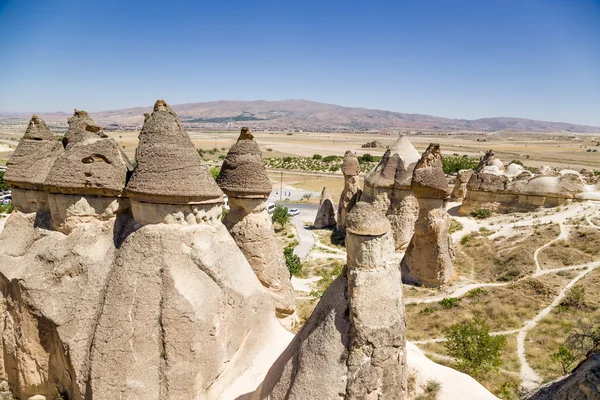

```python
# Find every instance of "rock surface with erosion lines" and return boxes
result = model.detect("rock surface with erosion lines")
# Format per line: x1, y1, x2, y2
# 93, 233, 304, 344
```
337, 150, 362, 235
259, 201, 407, 399
362, 136, 420, 248
217, 127, 296, 327
401, 143, 454, 287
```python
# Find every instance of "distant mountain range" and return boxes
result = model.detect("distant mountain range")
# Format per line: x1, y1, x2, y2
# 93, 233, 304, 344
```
2, 99, 599, 133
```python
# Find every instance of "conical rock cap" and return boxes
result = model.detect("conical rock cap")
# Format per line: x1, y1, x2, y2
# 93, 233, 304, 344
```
44, 136, 133, 196
125, 99, 223, 204
216, 127, 271, 198
411, 143, 450, 199
341, 151, 360, 176
62, 109, 107, 148
365, 135, 420, 189
319, 186, 333, 206
4, 115, 64, 189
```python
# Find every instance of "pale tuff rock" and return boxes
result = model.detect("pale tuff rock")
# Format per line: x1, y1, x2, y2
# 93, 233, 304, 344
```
222, 197, 296, 320
125, 99, 224, 205
459, 150, 588, 215
62, 109, 107, 149
450, 169, 473, 200
337, 151, 362, 234
0, 100, 289, 400
401, 144, 454, 287
313, 186, 336, 229
362, 136, 420, 248
3, 115, 63, 212
218, 128, 296, 324
260, 201, 407, 399
527, 354, 600, 400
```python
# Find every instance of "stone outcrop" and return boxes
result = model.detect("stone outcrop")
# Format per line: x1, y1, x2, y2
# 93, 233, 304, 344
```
451, 169, 473, 200
259, 201, 407, 399
337, 150, 362, 235
217, 127, 296, 326
401, 143, 454, 287
459, 150, 588, 215
3, 115, 64, 213
62, 109, 107, 149
313, 186, 336, 229
0, 100, 290, 400
527, 353, 600, 400
362, 136, 420, 249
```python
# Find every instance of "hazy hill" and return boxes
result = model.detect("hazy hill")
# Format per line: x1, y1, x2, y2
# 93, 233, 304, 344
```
3, 99, 599, 133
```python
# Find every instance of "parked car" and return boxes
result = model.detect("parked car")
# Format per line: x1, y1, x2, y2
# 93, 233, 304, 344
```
288, 208, 300, 216
267, 203, 276, 214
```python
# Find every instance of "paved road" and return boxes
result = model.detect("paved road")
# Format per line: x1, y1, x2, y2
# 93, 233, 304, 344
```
276, 202, 318, 259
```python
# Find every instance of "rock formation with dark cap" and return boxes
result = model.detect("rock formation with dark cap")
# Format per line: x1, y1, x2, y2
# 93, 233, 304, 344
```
3, 115, 64, 212
401, 143, 454, 287
313, 186, 336, 229
260, 200, 407, 399
217, 128, 296, 327
337, 150, 362, 234
125, 99, 223, 205
362, 136, 420, 248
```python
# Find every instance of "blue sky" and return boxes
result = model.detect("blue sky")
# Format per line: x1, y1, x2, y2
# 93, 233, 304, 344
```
0, 0, 599, 125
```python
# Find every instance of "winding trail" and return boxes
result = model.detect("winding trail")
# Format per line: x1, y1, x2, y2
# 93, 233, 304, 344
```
533, 223, 567, 273
517, 262, 600, 390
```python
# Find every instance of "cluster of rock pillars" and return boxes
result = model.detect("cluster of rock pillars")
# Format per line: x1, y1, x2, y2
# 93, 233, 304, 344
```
0, 100, 594, 399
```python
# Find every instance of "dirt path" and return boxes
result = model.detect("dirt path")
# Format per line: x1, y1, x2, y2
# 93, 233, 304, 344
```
517, 262, 600, 390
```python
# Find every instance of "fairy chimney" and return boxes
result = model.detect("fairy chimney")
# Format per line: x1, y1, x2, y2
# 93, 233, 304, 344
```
3, 115, 63, 212
217, 127, 296, 325
260, 201, 407, 399
362, 135, 420, 248
336, 150, 362, 234
401, 143, 454, 287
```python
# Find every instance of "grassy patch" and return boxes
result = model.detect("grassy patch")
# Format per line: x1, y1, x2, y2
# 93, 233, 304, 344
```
525, 267, 600, 383
538, 226, 600, 269
454, 224, 559, 282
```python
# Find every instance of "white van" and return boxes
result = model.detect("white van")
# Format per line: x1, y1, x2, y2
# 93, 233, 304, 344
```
267, 202, 276, 214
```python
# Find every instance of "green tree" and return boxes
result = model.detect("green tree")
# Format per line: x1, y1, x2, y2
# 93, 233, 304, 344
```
445, 316, 506, 377
0, 171, 10, 191
284, 246, 302, 276
210, 167, 221, 180
552, 345, 577, 374
271, 205, 290, 227
312, 154, 322, 160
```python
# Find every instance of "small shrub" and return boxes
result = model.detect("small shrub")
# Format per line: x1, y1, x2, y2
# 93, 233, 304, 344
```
448, 219, 463, 234
0, 171, 11, 191
552, 345, 577, 374
439, 297, 459, 309
466, 288, 488, 298
509, 160, 524, 166
0, 202, 13, 214
561, 285, 586, 309
425, 379, 441, 395
283, 156, 293, 163
471, 209, 492, 219
210, 166, 221, 179
420, 307, 436, 314
461, 234, 473, 245
312, 154, 322, 160
322, 155, 338, 163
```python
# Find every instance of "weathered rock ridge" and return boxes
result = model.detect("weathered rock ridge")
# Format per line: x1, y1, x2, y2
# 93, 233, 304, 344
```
337, 150, 362, 235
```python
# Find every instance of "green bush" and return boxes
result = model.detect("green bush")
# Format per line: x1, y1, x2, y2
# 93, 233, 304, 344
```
509, 160, 524, 166
442, 156, 479, 174
358, 153, 381, 163
210, 167, 221, 179
322, 155, 339, 163
439, 297, 459, 309
561, 285, 586, 309
283, 156, 293, 163
445, 316, 506, 377
471, 209, 492, 219
448, 219, 463, 234
284, 246, 302, 276
312, 154, 322, 160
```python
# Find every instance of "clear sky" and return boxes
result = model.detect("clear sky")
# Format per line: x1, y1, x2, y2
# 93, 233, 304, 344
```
0, 0, 599, 125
